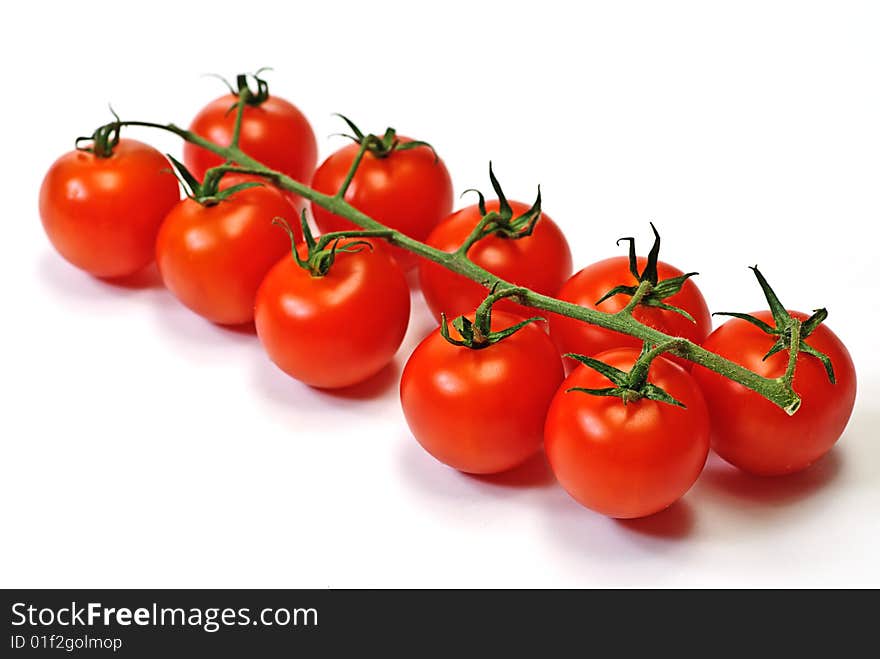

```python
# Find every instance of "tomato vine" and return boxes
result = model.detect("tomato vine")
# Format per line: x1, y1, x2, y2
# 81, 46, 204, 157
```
100, 85, 808, 415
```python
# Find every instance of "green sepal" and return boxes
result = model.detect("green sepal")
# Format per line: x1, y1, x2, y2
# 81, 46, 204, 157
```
641, 383, 686, 408
214, 181, 263, 199
461, 188, 488, 217
566, 386, 626, 398
750, 265, 789, 328
439, 313, 469, 348
238, 70, 271, 106
564, 346, 686, 408
165, 154, 202, 199
330, 114, 439, 161
452, 315, 476, 345
488, 316, 546, 342
640, 298, 696, 323
166, 156, 264, 206
643, 223, 662, 285
394, 139, 439, 163
504, 186, 542, 239
460, 167, 543, 245
564, 353, 630, 387
712, 311, 777, 334
802, 308, 829, 338
75, 106, 122, 159
652, 272, 699, 299
440, 285, 544, 350
798, 341, 836, 384
597, 223, 699, 324
595, 285, 638, 306
487, 162, 512, 218
720, 266, 837, 385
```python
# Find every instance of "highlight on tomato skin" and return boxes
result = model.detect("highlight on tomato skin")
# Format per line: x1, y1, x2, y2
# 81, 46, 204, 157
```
549, 256, 711, 370
544, 347, 711, 519
692, 311, 857, 477
155, 182, 298, 326
39, 139, 181, 279
254, 239, 410, 390
419, 200, 573, 322
400, 311, 564, 475
310, 137, 454, 272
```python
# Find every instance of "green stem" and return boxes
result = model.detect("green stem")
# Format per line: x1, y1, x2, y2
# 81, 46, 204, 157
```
620, 280, 653, 315
111, 119, 802, 415
314, 229, 394, 252
456, 213, 502, 255
783, 318, 802, 385
628, 339, 688, 388
230, 88, 249, 149
335, 140, 370, 199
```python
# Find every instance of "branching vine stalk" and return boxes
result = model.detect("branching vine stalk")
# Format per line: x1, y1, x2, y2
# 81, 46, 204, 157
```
103, 91, 805, 415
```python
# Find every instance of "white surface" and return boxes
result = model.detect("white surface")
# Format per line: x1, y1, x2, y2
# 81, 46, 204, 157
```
3, 0, 878, 588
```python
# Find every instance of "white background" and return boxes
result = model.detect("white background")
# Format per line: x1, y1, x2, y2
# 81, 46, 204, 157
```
3, 1, 878, 587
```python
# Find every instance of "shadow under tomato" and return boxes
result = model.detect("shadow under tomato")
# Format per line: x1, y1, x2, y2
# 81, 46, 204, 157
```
38, 251, 164, 300
216, 320, 257, 336
615, 500, 696, 539
700, 450, 844, 506
318, 360, 401, 400
465, 451, 557, 489
96, 263, 165, 290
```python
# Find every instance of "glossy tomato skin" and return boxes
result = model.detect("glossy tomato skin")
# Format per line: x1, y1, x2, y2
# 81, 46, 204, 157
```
400, 312, 564, 474
545, 348, 711, 518
255, 241, 410, 389
183, 94, 317, 207
310, 139, 454, 271
692, 311, 856, 476
39, 139, 180, 278
156, 184, 296, 325
419, 200, 572, 321
550, 256, 711, 369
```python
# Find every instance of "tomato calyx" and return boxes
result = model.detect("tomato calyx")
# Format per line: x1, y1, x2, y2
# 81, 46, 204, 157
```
331, 114, 438, 161
565, 340, 689, 408
714, 266, 836, 384
75, 108, 122, 158
274, 212, 392, 278
456, 163, 543, 252
206, 68, 273, 109
441, 286, 544, 349
596, 223, 699, 321
165, 156, 263, 206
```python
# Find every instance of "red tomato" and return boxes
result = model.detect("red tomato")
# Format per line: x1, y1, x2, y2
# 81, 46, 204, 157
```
255, 240, 410, 389
183, 93, 317, 207
39, 139, 180, 278
692, 311, 856, 476
550, 256, 711, 368
310, 139, 453, 271
419, 200, 572, 321
400, 312, 564, 474
156, 183, 297, 325
544, 348, 711, 518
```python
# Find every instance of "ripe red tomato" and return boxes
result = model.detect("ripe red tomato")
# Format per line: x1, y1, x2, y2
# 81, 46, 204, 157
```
255, 240, 410, 389
39, 139, 180, 278
550, 256, 711, 368
419, 200, 572, 321
156, 182, 297, 325
183, 92, 317, 207
544, 347, 711, 518
400, 311, 564, 474
310, 139, 453, 271
692, 311, 856, 476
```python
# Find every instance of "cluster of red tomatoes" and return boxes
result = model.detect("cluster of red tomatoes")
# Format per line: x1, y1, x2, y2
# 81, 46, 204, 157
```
39, 76, 856, 520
